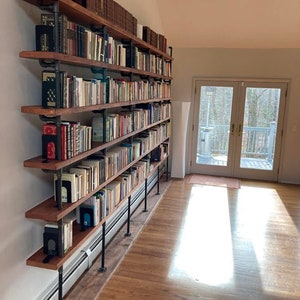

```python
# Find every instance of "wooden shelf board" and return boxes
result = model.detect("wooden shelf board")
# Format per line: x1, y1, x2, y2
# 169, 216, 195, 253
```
19, 51, 172, 80
21, 98, 171, 117
26, 223, 102, 270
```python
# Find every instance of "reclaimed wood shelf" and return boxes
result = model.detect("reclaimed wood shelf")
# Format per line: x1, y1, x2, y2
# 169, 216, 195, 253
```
19, 51, 172, 81
21, 97, 171, 117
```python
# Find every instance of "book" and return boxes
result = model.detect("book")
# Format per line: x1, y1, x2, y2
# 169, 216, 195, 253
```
81, 159, 100, 190
79, 195, 101, 229
41, 13, 68, 54
106, 180, 121, 208
96, 189, 107, 219
35, 25, 54, 52
54, 172, 77, 203
69, 167, 88, 197
42, 122, 67, 161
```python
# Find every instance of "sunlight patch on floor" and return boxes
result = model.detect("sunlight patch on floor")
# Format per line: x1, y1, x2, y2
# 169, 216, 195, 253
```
169, 186, 234, 286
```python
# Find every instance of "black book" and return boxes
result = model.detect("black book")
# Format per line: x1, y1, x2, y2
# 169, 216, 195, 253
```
41, 13, 68, 54
35, 25, 54, 52
42, 70, 66, 108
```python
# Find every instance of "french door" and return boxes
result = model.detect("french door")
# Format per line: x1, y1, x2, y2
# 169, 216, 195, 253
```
190, 79, 287, 181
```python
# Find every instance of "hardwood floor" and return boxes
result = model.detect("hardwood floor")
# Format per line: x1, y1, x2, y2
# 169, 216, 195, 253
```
68, 176, 300, 299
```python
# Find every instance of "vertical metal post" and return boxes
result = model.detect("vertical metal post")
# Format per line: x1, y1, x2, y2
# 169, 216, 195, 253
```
103, 109, 107, 142
56, 169, 63, 210
53, 2, 61, 109
143, 178, 148, 212
53, 1, 59, 53
166, 156, 169, 181
156, 166, 160, 195
98, 222, 107, 272
125, 196, 131, 237
58, 219, 64, 257
58, 266, 63, 300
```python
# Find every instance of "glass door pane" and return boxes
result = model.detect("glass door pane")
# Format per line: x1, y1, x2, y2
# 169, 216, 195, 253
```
239, 87, 281, 171
197, 86, 234, 167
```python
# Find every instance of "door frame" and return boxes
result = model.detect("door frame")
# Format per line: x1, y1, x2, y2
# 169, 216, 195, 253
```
188, 77, 289, 181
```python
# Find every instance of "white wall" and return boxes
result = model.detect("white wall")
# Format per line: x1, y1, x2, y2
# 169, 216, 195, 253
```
0, 1, 165, 299
0, 1, 58, 300
172, 48, 300, 183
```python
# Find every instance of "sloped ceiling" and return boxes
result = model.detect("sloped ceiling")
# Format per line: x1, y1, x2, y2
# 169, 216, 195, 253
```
157, 0, 300, 48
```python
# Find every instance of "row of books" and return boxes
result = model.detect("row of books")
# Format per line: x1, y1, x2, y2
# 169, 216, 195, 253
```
73, 0, 169, 54
43, 215, 75, 256
54, 157, 106, 203
53, 122, 170, 205
43, 144, 166, 257
150, 143, 170, 163
36, 13, 171, 73
134, 48, 172, 77
105, 78, 172, 104
42, 70, 171, 109
75, 0, 138, 36
42, 121, 92, 161
75, 154, 152, 229
141, 26, 168, 54
92, 102, 171, 143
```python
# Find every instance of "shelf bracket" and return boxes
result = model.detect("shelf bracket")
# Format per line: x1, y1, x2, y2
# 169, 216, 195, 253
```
91, 67, 107, 78
39, 59, 56, 68
39, 115, 57, 122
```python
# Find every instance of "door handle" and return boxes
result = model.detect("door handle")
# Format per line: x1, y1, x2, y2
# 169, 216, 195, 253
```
231, 123, 235, 135
238, 124, 242, 136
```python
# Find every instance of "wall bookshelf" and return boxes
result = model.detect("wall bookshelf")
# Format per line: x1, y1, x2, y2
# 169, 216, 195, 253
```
20, 0, 172, 298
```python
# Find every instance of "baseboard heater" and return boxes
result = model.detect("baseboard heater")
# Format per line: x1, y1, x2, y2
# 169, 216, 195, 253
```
38, 167, 164, 300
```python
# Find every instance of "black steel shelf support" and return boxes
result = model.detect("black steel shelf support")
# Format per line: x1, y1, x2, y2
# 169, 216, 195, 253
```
125, 195, 132, 237
166, 156, 169, 181
58, 266, 63, 300
39, 59, 56, 68
143, 178, 148, 212
57, 219, 64, 257
156, 166, 160, 195
98, 222, 107, 273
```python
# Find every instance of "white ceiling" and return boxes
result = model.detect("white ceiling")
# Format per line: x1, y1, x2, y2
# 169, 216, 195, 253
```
157, 0, 300, 48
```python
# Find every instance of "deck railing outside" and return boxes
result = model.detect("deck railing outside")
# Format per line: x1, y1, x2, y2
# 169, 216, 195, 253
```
198, 122, 276, 161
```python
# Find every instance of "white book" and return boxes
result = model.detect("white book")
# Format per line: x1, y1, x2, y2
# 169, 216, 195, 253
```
54, 172, 77, 203
69, 167, 88, 197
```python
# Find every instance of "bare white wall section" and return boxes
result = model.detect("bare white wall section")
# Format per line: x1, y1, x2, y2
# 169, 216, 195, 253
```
172, 48, 300, 183
157, 0, 300, 48
171, 102, 191, 178
0, 1, 58, 299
